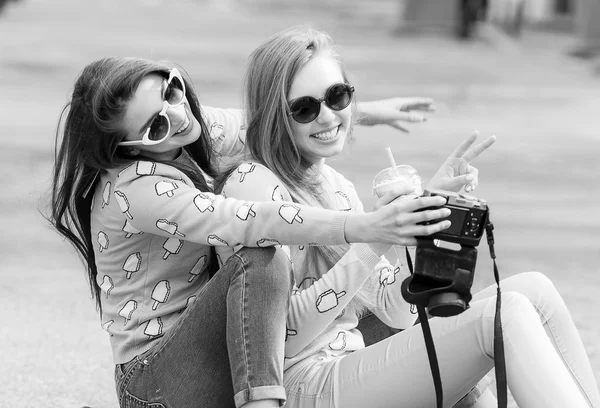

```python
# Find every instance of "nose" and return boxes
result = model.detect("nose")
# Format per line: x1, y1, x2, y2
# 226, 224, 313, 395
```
316, 102, 336, 124
166, 103, 187, 127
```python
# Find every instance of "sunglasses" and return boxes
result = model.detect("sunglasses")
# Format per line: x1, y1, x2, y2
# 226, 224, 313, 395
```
287, 83, 355, 124
119, 68, 187, 146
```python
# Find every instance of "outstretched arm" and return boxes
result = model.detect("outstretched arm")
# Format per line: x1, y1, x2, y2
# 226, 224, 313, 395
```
202, 96, 435, 160
355, 97, 435, 133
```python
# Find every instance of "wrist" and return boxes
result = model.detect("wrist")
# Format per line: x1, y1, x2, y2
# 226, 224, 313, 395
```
344, 213, 373, 243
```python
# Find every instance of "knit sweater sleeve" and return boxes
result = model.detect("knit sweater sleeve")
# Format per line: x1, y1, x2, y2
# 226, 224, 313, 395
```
340, 170, 417, 330
217, 162, 383, 356
111, 161, 347, 248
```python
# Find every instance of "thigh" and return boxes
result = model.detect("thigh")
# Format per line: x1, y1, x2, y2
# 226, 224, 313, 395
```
334, 296, 498, 408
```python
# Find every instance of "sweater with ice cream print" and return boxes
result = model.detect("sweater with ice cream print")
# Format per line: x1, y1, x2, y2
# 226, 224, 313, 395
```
91, 108, 349, 364
217, 162, 417, 371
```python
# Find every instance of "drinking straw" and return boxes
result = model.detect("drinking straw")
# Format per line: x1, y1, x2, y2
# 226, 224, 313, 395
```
385, 147, 400, 176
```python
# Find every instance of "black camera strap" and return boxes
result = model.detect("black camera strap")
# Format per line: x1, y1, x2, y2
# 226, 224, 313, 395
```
405, 247, 444, 407
405, 216, 507, 408
486, 219, 508, 408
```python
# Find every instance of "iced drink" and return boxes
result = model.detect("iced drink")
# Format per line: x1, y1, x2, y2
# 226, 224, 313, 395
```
372, 165, 423, 199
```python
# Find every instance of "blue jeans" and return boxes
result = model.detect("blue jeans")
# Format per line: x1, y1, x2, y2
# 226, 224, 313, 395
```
114, 247, 293, 408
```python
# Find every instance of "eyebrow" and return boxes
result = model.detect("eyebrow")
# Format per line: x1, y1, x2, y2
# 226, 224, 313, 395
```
138, 79, 167, 134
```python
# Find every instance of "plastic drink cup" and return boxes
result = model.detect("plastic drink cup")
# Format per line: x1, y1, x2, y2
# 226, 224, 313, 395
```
372, 165, 423, 199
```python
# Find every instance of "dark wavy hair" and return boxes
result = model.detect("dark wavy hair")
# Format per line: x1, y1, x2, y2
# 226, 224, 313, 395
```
48, 57, 217, 314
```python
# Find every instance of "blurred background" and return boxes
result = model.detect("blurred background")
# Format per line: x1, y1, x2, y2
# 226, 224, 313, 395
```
1, 0, 598, 406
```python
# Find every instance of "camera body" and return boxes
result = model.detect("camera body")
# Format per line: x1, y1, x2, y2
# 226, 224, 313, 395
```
420, 189, 489, 247
401, 189, 490, 317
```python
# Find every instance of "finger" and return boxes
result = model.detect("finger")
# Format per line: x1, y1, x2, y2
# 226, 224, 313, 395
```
403, 196, 447, 212
442, 175, 474, 191
406, 219, 452, 237
377, 185, 417, 205
449, 130, 479, 158
398, 97, 435, 111
393, 111, 428, 123
389, 121, 410, 133
462, 135, 497, 162
408, 207, 452, 224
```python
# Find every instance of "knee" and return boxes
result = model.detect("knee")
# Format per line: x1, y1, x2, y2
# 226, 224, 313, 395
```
499, 291, 538, 322
235, 246, 293, 288
504, 271, 561, 310
516, 271, 556, 294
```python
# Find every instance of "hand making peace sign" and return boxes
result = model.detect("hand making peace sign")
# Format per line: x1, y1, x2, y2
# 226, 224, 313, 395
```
427, 131, 497, 193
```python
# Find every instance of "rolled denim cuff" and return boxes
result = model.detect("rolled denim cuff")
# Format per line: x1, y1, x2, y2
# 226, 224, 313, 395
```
234, 385, 287, 408
453, 374, 492, 408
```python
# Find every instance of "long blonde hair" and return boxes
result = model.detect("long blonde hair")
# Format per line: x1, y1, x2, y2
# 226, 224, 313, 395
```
243, 26, 373, 318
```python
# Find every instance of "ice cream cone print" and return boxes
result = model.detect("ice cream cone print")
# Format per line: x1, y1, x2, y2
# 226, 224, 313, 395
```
316, 289, 346, 313
207, 234, 228, 246
156, 219, 186, 237
236, 203, 256, 221
237, 162, 255, 182
334, 191, 352, 211
102, 181, 111, 208
329, 332, 347, 350
193, 193, 215, 213
102, 320, 114, 336
114, 190, 133, 219
279, 204, 303, 224
98, 231, 109, 252
188, 256, 207, 282
122, 220, 142, 238
144, 317, 163, 338
379, 266, 399, 286
136, 161, 156, 176
271, 185, 284, 202
256, 238, 281, 247
155, 180, 178, 198
100, 275, 114, 298
162, 237, 183, 259
119, 300, 137, 325
298, 277, 317, 291
151, 280, 171, 310
209, 122, 224, 139
123, 252, 142, 279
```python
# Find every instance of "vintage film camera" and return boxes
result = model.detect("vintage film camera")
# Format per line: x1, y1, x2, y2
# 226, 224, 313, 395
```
401, 189, 489, 317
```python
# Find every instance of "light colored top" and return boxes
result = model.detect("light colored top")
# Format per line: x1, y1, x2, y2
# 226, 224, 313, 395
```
217, 162, 417, 373
91, 108, 348, 364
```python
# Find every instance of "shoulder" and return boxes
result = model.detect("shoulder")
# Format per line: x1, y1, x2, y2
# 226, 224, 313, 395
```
321, 164, 356, 191
112, 160, 194, 191
223, 161, 291, 202
321, 164, 361, 212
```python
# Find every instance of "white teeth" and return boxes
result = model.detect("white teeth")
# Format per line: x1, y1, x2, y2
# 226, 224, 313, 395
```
175, 114, 190, 134
312, 126, 339, 141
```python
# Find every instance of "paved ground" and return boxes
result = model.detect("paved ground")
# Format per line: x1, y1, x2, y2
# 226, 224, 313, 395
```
1, 0, 599, 407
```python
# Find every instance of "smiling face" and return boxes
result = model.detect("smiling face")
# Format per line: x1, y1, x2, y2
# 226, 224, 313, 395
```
120, 73, 202, 161
287, 54, 353, 167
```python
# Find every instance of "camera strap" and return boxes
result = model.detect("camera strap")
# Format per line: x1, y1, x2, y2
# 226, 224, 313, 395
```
405, 216, 507, 408
486, 219, 508, 408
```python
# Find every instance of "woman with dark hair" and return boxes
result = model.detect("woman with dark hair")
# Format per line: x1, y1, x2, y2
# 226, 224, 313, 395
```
217, 26, 600, 408
49, 56, 452, 408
